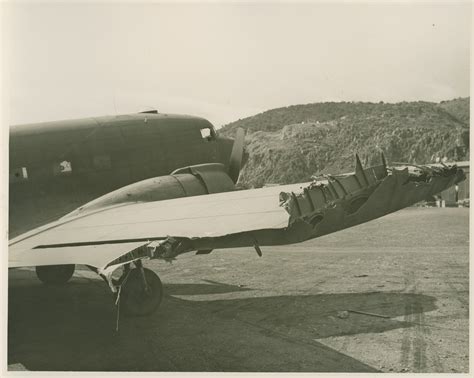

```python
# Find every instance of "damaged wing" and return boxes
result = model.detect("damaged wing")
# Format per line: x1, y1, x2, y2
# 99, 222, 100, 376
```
9, 157, 465, 277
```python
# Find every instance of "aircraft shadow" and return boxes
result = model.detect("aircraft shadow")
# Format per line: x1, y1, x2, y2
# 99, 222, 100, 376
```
8, 276, 436, 372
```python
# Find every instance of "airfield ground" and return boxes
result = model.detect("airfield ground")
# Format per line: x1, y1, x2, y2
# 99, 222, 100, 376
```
8, 207, 469, 372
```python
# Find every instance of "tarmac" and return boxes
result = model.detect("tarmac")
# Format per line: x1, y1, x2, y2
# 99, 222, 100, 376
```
7, 207, 469, 372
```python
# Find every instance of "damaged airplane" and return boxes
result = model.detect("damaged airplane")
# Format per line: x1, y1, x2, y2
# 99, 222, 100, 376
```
9, 118, 465, 317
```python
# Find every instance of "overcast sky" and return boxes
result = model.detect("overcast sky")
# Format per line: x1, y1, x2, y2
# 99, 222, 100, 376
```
5, 2, 471, 127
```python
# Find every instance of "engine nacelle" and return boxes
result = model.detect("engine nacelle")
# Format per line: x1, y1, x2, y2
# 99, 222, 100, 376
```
63, 163, 235, 219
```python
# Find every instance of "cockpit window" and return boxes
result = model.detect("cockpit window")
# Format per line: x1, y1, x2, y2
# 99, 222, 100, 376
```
200, 127, 213, 141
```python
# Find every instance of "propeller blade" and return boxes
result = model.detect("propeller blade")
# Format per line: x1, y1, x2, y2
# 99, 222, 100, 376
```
228, 128, 245, 184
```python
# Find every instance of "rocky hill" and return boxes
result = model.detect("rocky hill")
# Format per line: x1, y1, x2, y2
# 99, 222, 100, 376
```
219, 99, 469, 188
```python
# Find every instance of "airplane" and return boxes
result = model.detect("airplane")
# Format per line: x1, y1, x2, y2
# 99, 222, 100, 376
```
9, 110, 237, 238
9, 110, 466, 319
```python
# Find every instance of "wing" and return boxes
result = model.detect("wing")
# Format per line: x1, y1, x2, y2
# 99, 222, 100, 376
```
9, 182, 306, 274
9, 160, 465, 278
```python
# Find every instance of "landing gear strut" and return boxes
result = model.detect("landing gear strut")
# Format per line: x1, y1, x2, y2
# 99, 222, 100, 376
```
36, 264, 75, 285
118, 260, 163, 317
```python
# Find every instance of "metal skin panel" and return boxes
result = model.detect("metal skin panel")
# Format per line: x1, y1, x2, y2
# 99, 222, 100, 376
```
62, 176, 191, 218
9, 162, 464, 275
9, 242, 147, 269
9, 113, 234, 238
9, 183, 298, 248
62, 164, 234, 218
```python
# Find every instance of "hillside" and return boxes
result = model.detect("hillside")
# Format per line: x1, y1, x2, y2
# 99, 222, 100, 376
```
439, 97, 470, 125
220, 99, 469, 188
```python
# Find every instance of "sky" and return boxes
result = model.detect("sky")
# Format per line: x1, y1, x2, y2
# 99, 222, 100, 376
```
4, 1, 471, 128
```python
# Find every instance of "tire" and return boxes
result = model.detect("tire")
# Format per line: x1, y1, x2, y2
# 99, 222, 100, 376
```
120, 268, 163, 317
36, 264, 75, 285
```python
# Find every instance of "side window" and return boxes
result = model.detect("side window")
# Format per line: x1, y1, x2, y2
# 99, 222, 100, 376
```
53, 160, 73, 176
200, 127, 215, 141
93, 155, 112, 170
10, 167, 28, 183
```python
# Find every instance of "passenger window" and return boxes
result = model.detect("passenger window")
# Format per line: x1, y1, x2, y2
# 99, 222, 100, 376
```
200, 127, 214, 141
93, 155, 112, 170
10, 167, 28, 183
53, 160, 73, 175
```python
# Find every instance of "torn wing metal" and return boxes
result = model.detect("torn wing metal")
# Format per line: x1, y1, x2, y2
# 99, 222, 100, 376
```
187, 156, 465, 252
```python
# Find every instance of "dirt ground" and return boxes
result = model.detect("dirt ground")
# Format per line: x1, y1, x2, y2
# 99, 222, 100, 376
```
7, 207, 469, 372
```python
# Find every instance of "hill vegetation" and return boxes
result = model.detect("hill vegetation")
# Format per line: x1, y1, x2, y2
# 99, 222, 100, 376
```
439, 97, 470, 125
220, 98, 469, 188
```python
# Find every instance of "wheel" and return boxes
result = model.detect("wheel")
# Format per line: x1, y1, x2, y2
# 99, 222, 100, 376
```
36, 264, 75, 285
120, 268, 163, 317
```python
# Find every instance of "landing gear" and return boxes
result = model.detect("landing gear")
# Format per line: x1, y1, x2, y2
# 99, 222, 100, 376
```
36, 264, 75, 285
119, 261, 163, 317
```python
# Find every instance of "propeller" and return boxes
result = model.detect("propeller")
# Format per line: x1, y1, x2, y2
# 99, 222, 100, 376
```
228, 128, 245, 184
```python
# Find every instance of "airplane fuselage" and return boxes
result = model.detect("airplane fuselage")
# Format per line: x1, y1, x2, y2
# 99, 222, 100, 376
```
9, 112, 233, 237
